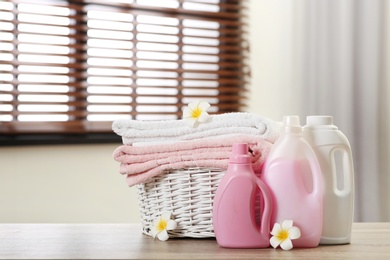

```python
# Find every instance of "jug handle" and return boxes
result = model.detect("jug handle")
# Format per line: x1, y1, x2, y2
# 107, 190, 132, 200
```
331, 146, 354, 196
255, 178, 272, 236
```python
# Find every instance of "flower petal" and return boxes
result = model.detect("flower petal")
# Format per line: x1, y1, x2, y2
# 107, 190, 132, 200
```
161, 212, 172, 221
270, 236, 282, 249
197, 101, 210, 110
197, 111, 210, 123
188, 101, 200, 111
281, 220, 293, 230
151, 226, 159, 238
280, 238, 293, 251
270, 223, 282, 236
157, 230, 169, 241
182, 107, 193, 119
166, 219, 177, 231
288, 226, 301, 240
184, 117, 197, 127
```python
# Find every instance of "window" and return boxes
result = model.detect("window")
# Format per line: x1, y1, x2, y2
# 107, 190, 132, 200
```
0, 0, 249, 144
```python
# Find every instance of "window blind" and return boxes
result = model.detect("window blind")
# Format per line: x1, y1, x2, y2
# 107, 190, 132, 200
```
0, 0, 249, 135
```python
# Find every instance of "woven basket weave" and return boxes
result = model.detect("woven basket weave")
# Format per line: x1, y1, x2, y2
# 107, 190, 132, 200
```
137, 167, 225, 238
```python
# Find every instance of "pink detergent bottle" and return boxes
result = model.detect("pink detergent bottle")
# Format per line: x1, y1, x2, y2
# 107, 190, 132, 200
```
261, 116, 323, 248
212, 143, 272, 248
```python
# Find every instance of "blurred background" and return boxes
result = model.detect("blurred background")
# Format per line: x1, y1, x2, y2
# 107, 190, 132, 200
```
249, 0, 390, 222
0, 0, 389, 223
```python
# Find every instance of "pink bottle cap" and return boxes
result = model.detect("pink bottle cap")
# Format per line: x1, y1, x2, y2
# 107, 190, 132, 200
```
230, 143, 251, 164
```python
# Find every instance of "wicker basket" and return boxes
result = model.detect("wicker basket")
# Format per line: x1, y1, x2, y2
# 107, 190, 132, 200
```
137, 167, 225, 238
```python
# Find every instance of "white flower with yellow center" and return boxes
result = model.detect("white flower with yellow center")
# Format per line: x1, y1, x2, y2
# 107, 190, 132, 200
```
270, 220, 301, 250
182, 101, 211, 127
151, 212, 177, 241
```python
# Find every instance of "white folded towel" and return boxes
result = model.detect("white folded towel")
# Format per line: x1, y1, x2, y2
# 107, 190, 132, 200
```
112, 112, 281, 144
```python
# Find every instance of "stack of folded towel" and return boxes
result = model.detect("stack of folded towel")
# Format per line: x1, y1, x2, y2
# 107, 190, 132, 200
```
112, 112, 281, 186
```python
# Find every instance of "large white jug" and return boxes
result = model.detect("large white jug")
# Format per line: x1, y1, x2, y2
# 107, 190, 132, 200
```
303, 116, 354, 244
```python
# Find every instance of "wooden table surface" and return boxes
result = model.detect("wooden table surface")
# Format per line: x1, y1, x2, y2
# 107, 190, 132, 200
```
1, 222, 389, 259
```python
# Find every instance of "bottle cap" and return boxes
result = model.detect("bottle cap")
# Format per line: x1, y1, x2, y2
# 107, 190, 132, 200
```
283, 115, 300, 127
306, 116, 333, 126
283, 115, 302, 134
230, 143, 251, 164
304, 115, 338, 130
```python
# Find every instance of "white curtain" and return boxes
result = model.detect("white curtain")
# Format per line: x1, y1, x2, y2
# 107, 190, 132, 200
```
249, 0, 390, 221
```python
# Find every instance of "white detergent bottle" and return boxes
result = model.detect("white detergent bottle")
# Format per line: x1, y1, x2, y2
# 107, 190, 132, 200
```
262, 116, 323, 248
303, 116, 354, 244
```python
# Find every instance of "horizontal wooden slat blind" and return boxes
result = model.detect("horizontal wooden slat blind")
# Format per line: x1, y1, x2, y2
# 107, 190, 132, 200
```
0, 0, 249, 135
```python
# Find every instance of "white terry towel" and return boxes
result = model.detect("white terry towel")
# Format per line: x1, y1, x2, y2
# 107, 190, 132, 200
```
112, 112, 281, 145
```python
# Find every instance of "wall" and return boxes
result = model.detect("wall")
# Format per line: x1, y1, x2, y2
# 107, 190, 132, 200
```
248, 0, 390, 221
0, 144, 140, 223
247, 0, 302, 120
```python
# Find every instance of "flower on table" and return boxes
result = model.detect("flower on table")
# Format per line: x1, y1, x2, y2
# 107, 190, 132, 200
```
270, 220, 301, 250
151, 212, 177, 241
183, 100, 211, 127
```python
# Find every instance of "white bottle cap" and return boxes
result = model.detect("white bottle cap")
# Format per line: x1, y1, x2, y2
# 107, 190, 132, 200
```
283, 116, 302, 133
283, 115, 300, 127
306, 116, 333, 126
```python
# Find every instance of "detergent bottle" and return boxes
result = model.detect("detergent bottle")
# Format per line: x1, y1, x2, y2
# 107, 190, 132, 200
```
303, 116, 354, 244
212, 143, 272, 248
261, 116, 323, 248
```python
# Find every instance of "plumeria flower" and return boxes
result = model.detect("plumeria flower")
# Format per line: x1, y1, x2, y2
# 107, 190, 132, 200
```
270, 220, 301, 250
151, 212, 177, 241
182, 101, 211, 127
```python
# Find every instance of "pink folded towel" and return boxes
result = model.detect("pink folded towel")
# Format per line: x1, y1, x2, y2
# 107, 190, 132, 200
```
113, 135, 272, 186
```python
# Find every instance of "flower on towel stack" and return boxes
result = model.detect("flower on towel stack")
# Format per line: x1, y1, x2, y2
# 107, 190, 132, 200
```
113, 134, 273, 186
